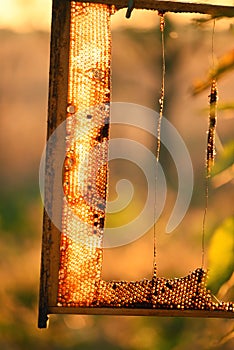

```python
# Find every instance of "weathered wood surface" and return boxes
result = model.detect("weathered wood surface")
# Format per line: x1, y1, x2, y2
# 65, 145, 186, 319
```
77, 0, 234, 17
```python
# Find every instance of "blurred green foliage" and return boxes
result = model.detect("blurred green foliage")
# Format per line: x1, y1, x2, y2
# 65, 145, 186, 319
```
207, 217, 234, 294
0, 182, 40, 241
212, 140, 234, 176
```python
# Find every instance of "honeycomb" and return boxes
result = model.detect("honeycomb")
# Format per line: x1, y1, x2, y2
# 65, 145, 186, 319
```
57, 2, 233, 314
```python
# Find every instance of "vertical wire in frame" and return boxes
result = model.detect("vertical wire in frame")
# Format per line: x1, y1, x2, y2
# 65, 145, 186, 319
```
153, 12, 165, 279
201, 19, 217, 268
157, 13, 166, 161
211, 19, 216, 70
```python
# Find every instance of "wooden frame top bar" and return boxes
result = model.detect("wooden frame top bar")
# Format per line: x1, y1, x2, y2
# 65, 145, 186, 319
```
77, 1, 234, 17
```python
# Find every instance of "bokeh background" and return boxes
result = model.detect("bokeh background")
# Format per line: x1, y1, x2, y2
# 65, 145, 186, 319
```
0, 1, 233, 349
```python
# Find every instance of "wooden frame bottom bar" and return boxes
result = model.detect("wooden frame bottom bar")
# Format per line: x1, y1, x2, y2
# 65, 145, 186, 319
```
48, 306, 233, 318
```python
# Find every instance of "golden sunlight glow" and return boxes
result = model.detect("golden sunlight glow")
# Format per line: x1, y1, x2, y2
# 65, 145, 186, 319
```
0, 0, 52, 32
0, 0, 233, 32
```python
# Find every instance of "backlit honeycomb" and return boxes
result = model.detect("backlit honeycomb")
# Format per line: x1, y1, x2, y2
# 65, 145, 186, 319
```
57, 2, 233, 314
57, 2, 112, 306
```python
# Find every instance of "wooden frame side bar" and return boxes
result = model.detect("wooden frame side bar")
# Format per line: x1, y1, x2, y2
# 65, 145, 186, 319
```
77, 0, 234, 17
38, 0, 71, 328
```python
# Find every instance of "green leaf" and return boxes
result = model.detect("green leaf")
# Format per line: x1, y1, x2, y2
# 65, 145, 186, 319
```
191, 49, 234, 95
212, 140, 234, 176
207, 217, 234, 294
217, 102, 234, 112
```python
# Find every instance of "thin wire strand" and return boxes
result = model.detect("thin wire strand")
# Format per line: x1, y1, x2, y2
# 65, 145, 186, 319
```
211, 19, 216, 71
156, 14, 165, 161
153, 12, 165, 279
201, 19, 217, 269
201, 176, 209, 268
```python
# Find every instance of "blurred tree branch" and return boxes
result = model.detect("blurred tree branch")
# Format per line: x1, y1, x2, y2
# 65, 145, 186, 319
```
192, 48, 234, 95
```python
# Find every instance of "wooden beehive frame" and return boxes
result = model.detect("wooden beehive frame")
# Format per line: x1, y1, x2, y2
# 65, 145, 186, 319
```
38, 0, 234, 328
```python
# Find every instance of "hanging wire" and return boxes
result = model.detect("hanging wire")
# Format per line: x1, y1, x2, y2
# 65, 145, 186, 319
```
201, 19, 217, 268
201, 179, 208, 268
126, 0, 134, 18
211, 19, 216, 70
156, 13, 166, 161
153, 12, 165, 280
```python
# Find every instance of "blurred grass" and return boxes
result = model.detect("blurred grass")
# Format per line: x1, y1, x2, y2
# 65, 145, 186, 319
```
0, 182, 41, 241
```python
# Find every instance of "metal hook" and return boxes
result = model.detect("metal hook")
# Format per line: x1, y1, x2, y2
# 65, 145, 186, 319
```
126, 0, 134, 19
